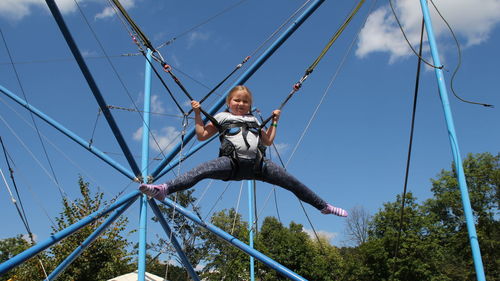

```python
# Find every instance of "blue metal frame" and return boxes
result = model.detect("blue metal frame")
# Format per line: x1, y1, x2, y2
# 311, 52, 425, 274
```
47, 197, 138, 280
150, 0, 327, 180
419, 1, 486, 280
159, 197, 308, 281
0, 0, 328, 280
155, 134, 219, 180
0, 85, 135, 180
148, 200, 200, 281
138, 49, 153, 281
0, 191, 140, 275
44, 0, 141, 177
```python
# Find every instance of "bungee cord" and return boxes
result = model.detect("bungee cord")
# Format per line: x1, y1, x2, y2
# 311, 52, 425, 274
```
251, 0, 378, 251
73, 0, 180, 166
107, 0, 220, 124
259, 0, 366, 129
108, 0, 316, 132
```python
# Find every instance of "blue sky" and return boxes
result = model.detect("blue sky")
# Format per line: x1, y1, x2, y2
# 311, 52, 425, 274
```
0, 0, 499, 262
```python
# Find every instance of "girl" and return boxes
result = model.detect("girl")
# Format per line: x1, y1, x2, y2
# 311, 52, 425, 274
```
140, 85, 347, 217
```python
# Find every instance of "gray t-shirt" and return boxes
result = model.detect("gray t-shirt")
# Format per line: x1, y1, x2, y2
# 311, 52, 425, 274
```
214, 112, 261, 159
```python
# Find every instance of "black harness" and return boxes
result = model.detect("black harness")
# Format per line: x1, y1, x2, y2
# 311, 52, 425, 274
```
216, 118, 267, 179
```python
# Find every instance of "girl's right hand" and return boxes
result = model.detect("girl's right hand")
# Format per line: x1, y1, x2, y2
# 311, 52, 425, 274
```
191, 100, 201, 113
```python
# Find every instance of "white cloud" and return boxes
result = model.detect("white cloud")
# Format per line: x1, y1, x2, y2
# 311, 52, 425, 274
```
0, 0, 136, 21
0, 0, 45, 21
186, 31, 210, 49
304, 228, 338, 244
95, 0, 135, 20
133, 126, 143, 141
0, 0, 82, 21
150, 95, 166, 114
133, 126, 181, 153
356, 0, 500, 61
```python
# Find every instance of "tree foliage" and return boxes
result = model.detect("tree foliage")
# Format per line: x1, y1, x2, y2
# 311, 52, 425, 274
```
148, 190, 206, 280
2, 152, 498, 280
200, 208, 250, 280
342, 152, 499, 281
1, 177, 134, 280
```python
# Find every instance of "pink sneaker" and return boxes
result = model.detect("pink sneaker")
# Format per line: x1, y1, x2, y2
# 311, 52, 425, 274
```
321, 204, 348, 217
139, 183, 169, 201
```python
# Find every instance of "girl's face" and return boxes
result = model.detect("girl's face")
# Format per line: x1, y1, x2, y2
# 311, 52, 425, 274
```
228, 90, 251, 116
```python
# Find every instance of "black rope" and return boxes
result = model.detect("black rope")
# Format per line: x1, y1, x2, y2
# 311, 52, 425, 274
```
186, 56, 251, 116
143, 56, 186, 115
390, 18, 425, 280
156, 0, 248, 49
105, 0, 186, 117
186, 0, 314, 115
73, 0, 180, 171
107, 0, 221, 125
253, 111, 324, 253
46, 0, 142, 178
388, 0, 443, 70
106, 105, 191, 119
429, 0, 493, 108
88, 108, 102, 148
0, 136, 34, 243
0, 27, 64, 197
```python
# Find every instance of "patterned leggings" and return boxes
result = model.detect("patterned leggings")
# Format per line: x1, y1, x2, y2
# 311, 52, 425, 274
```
166, 156, 327, 210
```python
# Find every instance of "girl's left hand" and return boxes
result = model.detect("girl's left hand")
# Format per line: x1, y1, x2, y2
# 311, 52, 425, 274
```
272, 110, 281, 122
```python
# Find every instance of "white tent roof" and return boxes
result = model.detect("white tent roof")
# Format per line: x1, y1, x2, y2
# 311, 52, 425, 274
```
107, 271, 166, 281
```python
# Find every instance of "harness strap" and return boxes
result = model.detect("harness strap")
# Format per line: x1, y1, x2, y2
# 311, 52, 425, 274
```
220, 121, 260, 149
218, 119, 266, 175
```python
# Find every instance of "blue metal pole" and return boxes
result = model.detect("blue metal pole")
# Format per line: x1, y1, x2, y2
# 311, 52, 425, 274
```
248, 180, 255, 281
158, 198, 308, 281
138, 50, 153, 281
150, 0, 326, 179
47, 197, 137, 280
148, 200, 201, 281
0, 191, 140, 275
0, 85, 136, 180
418, 1, 486, 280
44, 0, 141, 177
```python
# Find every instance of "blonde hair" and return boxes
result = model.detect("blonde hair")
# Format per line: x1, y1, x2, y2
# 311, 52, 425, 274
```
226, 85, 253, 108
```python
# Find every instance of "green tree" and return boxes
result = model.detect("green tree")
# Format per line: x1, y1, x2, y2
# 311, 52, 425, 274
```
48, 177, 134, 280
149, 190, 206, 280
256, 217, 343, 281
342, 152, 499, 281
425, 152, 500, 280
200, 208, 250, 280
0, 235, 52, 281
1, 177, 134, 280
